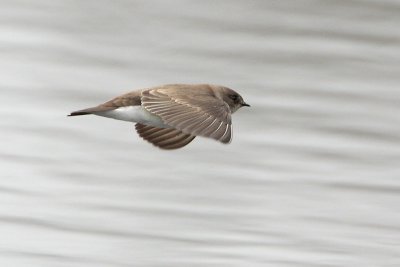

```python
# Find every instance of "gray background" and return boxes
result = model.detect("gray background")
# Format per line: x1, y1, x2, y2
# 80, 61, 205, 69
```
1, 0, 400, 266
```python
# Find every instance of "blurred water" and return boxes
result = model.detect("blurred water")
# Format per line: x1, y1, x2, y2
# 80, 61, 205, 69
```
1, 0, 400, 266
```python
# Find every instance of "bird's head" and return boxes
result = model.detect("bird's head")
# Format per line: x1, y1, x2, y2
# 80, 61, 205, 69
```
219, 86, 250, 113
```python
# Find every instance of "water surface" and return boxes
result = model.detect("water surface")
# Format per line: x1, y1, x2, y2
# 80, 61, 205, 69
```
1, 1, 400, 266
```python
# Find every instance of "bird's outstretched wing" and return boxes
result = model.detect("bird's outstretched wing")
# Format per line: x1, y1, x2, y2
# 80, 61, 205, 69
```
141, 87, 232, 143
135, 123, 195, 149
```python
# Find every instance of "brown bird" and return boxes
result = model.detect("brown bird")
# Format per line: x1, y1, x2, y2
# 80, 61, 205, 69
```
69, 84, 250, 149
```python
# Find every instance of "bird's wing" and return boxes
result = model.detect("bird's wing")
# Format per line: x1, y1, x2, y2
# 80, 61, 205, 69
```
141, 87, 232, 143
135, 123, 195, 150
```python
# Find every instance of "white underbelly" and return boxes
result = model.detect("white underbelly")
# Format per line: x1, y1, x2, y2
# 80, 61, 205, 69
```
95, 106, 169, 128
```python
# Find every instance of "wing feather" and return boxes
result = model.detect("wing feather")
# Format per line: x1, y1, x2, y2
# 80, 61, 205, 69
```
141, 87, 232, 143
135, 123, 195, 150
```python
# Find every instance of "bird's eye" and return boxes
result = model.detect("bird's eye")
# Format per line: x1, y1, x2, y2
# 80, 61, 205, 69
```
229, 94, 239, 101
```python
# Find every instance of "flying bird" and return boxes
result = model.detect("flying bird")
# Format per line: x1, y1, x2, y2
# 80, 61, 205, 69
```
69, 84, 250, 149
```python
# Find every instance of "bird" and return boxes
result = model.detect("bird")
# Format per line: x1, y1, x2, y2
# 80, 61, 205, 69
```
68, 84, 250, 149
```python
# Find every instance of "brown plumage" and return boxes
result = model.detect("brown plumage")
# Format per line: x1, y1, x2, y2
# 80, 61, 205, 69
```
69, 84, 250, 149
135, 123, 195, 149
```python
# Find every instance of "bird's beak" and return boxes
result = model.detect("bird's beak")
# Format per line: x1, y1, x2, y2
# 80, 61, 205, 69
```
242, 102, 250, 107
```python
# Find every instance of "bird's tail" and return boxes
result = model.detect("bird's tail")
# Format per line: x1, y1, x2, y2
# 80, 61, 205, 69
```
68, 105, 116, 117
68, 111, 91, 116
